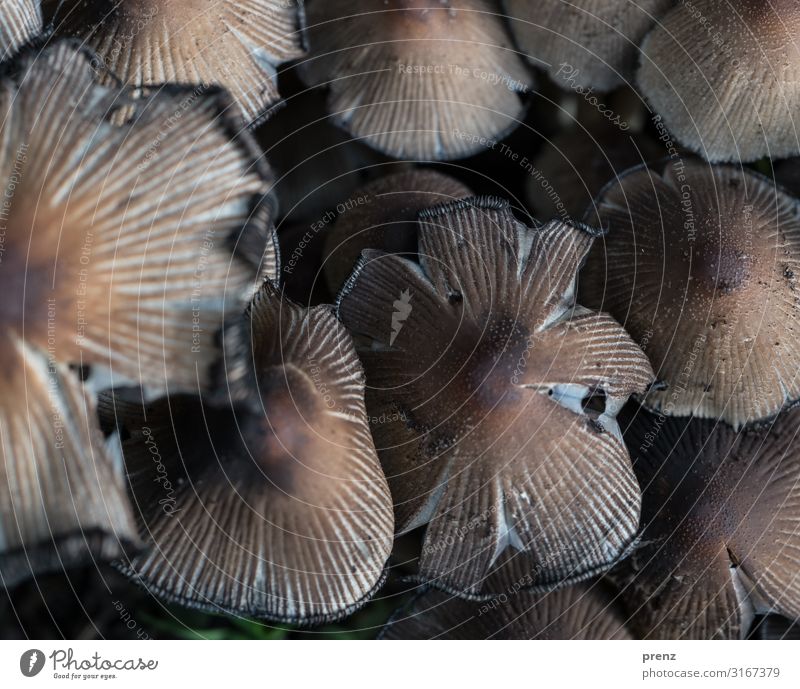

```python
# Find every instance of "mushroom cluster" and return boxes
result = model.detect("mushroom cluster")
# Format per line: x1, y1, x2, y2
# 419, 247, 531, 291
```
0, 40, 274, 586
1, 0, 799, 644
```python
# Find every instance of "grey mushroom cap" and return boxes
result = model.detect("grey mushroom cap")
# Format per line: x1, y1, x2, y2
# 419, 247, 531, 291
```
105, 284, 395, 624
637, 0, 800, 162
302, 0, 534, 160
505, 0, 674, 93
617, 406, 800, 639
338, 195, 653, 597
44, 0, 306, 125
582, 159, 800, 429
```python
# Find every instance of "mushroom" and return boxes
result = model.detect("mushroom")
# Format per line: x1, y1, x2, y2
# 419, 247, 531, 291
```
581, 159, 800, 429
44, 0, 307, 125
337, 196, 654, 596
637, 0, 800, 162
302, 0, 534, 160
105, 283, 394, 624
380, 583, 632, 639
618, 406, 800, 640
323, 169, 472, 292
0, 41, 275, 584
504, 0, 674, 93
0, 0, 41, 58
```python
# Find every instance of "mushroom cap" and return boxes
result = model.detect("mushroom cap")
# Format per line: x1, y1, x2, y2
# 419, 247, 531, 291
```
337, 196, 653, 596
0, 0, 41, 58
0, 41, 277, 398
44, 0, 306, 125
107, 284, 394, 624
303, 0, 533, 160
0, 340, 138, 586
380, 582, 632, 639
618, 406, 800, 639
526, 119, 662, 221
323, 169, 472, 292
505, 0, 672, 93
581, 159, 800, 429
637, 0, 800, 162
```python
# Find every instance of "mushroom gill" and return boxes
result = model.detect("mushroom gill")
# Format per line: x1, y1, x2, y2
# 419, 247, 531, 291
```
106, 284, 394, 624
44, 0, 307, 124
380, 583, 632, 639
581, 159, 800, 429
637, 0, 800, 162
337, 196, 654, 596
0, 0, 41, 58
618, 406, 800, 639
302, 0, 533, 160
0, 41, 277, 397
505, 0, 673, 93
323, 169, 472, 292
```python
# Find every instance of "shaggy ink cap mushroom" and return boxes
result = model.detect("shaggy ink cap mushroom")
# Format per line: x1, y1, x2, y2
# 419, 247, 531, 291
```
302, 0, 534, 160
107, 284, 394, 624
337, 196, 654, 597
44, 0, 307, 125
637, 0, 800, 162
581, 159, 800, 429
505, 0, 673, 93
0, 0, 41, 59
380, 582, 632, 639
0, 41, 278, 398
618, 407, 800, 639
323, 169, 472, 292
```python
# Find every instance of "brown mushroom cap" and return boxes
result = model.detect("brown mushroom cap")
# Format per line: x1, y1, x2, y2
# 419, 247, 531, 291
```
380, 582, 632, 639
0, 0, 41, 58
44, 0, 306, 124
581, 159, 800, 429
106, 284, 394, 624
637, 0, 800, 162
323, 169, 472, 292
303, 0, 533, 160
618, 406, 800, 639
0, 342, 138, 586
0, 41, 277, 398
337, 196, 653, 596
505, 0, 673, 93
